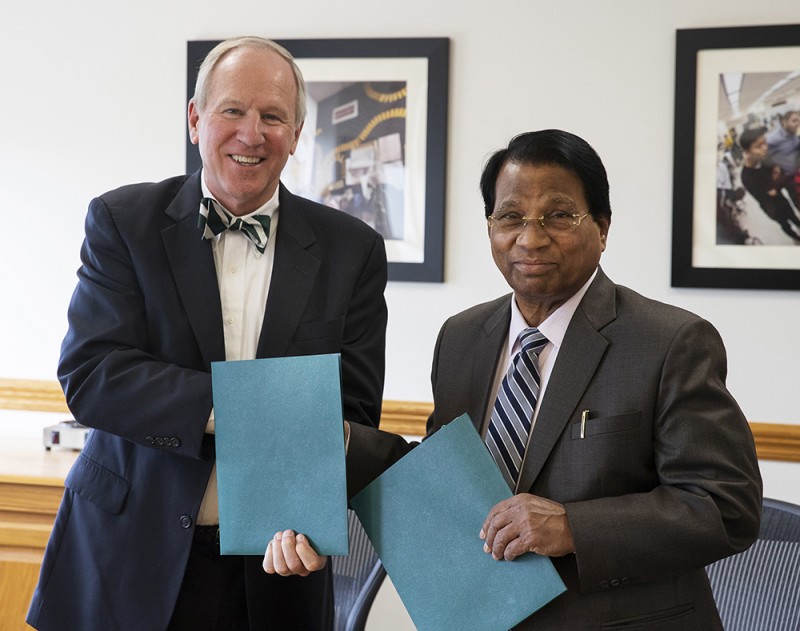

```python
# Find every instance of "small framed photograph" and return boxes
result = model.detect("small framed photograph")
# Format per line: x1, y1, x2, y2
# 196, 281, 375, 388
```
671, 24, 800, 290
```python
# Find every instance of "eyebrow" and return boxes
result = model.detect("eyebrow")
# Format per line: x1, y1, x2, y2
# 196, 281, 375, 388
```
496, 194, 578, 211
216, 99, 245, 108
544, 194, 578, 207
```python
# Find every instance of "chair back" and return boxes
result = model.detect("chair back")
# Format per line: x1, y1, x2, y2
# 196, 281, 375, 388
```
332, 509, 387, 631
706, 497, 800, 630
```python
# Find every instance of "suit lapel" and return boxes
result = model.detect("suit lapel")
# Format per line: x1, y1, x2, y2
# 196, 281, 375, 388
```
161, 172, 225, 368
516, 269, 616, 492
256, 185, 321, 358
471, 298, 511, 435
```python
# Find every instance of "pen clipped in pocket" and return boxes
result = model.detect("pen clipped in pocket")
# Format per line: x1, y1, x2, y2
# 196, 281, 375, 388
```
570, 411, 641, 440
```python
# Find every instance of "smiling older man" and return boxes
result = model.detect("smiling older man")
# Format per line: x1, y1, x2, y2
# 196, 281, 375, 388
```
342, 129, 763, 630
28, 37, 388, 631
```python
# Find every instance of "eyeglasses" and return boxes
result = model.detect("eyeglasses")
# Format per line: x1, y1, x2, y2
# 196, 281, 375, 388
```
487, 210, 591, 236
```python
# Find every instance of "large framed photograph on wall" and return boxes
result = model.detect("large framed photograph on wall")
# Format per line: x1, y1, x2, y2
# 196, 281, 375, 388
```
187, 38, 449, 282
671, 24, 800, 290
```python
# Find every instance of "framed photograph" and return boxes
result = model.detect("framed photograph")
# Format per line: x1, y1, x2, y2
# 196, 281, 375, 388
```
671, 24, 800, 290
187, 38, 449, 282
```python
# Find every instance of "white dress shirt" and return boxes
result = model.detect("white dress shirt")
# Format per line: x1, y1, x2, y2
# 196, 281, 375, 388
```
197, 174, 280, 525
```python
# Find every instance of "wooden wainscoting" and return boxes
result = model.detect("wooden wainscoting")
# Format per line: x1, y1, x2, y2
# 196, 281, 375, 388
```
1, 378, 799, 462
381, 401, 800, 463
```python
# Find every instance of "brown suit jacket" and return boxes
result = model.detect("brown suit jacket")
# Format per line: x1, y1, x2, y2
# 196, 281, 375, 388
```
352, 268, 762, 630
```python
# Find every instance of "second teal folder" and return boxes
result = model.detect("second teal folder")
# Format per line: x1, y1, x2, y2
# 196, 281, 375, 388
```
352, 414, 566, 630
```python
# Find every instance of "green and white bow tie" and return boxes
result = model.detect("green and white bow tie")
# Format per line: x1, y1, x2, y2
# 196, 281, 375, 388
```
198, 197, 271, 254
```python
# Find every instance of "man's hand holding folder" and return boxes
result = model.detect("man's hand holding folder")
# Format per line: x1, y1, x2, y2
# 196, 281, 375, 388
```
263, 529, 327, 577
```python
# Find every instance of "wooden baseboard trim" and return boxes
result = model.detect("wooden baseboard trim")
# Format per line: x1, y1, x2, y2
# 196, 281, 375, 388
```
0, 379, 70, 414
749, 422, 800, 463
2, 378, 798, 463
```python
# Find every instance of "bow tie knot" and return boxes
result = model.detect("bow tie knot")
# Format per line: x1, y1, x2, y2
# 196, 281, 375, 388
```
198, 197, 271, 254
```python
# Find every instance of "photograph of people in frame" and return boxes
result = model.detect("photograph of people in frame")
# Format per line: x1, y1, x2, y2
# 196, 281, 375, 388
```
715, 71, 800, 246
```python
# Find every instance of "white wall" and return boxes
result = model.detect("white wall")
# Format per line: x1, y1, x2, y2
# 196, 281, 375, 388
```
2, 3, 798, 628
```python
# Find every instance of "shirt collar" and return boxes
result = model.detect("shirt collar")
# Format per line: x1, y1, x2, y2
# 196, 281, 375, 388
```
200, 169, 280, 220
508, 267, 598, 354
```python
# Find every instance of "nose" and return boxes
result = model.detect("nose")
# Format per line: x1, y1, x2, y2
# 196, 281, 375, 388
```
237, 111, 267, 146
515, 218, 551, 247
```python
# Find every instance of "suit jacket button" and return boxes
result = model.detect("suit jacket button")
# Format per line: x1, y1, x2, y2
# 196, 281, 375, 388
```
179, 515, 193, 529
156, 437, 165, 445
610, 579, 621, 587
170, 437, 181, 447
146, 436, 155, 444
599, 580, 610, 589
621, 577, 631, 585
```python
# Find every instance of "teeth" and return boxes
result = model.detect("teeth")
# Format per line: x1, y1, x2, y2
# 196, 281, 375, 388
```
231, 155, 262, 165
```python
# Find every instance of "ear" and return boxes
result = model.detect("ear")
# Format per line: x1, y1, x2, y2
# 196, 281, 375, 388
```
187, 100, 200, 146
289, 121, 305, 156
596, 216, 610, 251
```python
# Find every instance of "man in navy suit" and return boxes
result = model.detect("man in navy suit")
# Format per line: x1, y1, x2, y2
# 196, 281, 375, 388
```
27, 37, 388, 631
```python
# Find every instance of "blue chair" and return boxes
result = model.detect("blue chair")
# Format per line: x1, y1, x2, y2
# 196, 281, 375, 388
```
706, 497, 800, 630
332, 510, 387, 631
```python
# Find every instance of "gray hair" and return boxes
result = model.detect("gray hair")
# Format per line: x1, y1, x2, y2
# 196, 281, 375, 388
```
192, 36, 307, 127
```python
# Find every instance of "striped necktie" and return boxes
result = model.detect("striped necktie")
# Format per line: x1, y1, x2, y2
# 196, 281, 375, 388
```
486, 327, 548, 489
197, 197, 271, 254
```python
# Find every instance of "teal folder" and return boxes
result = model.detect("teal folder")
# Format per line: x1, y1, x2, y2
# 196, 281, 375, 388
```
351, 414, 566, 631
211, 354, 348, 556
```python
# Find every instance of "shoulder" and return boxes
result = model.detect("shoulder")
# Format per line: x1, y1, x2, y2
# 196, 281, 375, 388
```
98, 174, 192, 210
607, 282, 720, 346
765, 126, 783, 143
578, 276, 730, 367
449, 294, 510, 321
740, 166, 762, 189
584, 269, 708, 332
614, 284, 699, 324
439, 294, 510, 338
84, 173, 197, 242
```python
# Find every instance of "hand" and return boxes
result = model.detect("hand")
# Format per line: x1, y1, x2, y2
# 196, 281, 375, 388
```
479, 494, 575, 561
262, 530, 328, 577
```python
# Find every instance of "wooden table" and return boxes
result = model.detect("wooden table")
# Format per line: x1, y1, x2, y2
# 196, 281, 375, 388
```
0, 433, 77, 630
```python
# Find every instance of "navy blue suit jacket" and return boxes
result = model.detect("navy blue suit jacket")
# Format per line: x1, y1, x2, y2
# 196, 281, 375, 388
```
27, 171, 388, 630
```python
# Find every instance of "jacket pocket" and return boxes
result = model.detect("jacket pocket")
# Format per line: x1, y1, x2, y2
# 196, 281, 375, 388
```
64, 453, 130, 514
601, 603, 695, 628
570, 411, 641, 439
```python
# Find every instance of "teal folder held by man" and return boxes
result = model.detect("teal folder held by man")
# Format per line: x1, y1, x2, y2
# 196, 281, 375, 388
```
211, 353, 348, 556
352, 414, 566, 631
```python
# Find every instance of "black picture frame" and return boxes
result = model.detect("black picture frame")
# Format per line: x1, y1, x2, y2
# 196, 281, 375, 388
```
672, 24, 800, 290
187, 38, 449, 283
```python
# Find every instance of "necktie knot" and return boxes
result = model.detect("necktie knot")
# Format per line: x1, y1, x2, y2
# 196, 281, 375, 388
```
519, 327, 548, 357
198, 197, 271, 254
